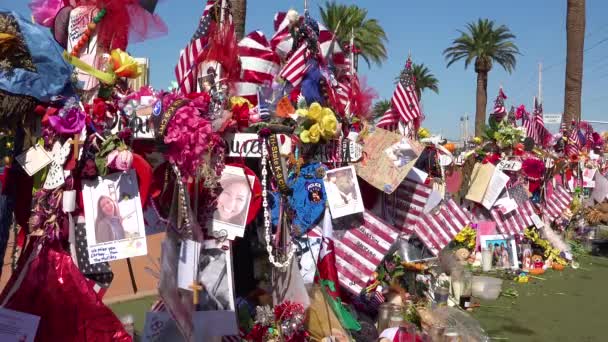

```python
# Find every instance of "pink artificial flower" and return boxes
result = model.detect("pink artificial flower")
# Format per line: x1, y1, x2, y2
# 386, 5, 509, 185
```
107, 149, 134, 171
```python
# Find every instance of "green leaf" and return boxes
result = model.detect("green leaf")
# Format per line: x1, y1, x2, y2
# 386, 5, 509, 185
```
95, 157, 108, 177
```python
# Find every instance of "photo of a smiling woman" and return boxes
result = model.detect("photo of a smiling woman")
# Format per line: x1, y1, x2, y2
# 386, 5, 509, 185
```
213, 175, 251, 227
95, 195, 126, 243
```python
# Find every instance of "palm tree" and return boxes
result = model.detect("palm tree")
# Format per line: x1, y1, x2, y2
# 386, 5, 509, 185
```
444, 19, 519, 136
319, 1, 388, 68
393, 63, 439, 100
563, 0, 585, 123
232, 0, 247, 41
372, 99, 391, 122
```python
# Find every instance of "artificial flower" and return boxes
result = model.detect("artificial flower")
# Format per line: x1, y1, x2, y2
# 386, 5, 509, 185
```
319, 112, 338, 139
230, 96, 252, 109
300, 130, 311, 143
307, 102, 325, 122
418, 127, 430, 139
308, 123, 321, 143
110, 49, 142, 78
107, 149, 133, 171
232, 103, 250, 129
48, 107, 85, 135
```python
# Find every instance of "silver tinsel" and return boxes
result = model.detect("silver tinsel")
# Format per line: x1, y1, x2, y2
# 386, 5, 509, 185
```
254, 305, 274, 326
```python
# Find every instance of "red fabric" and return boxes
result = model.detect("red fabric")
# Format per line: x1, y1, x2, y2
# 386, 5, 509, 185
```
314, 238, 341, 300
131, 153, 153, 208
200, 23, 241, 83
0, 238, 131, 342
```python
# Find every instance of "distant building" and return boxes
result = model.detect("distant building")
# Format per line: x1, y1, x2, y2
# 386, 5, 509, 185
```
128, 57, 150, 90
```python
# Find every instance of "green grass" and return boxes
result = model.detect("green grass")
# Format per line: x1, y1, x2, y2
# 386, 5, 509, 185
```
472, 255, 608, 342
110, 256, 608, 341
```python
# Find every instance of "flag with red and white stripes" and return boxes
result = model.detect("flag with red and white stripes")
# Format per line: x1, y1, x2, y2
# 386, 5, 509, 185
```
541, 185, 573, 221
279, 43, 309, 87
270, 11, 295, 58
566, 124, 581, 156
392, 179, 433, 234
233, 30, 280, 105
412, 199, 472, 256
490, 200, 536, 236
391, 58, 421, 124
308, 212, 400, 295
174, 0, 222, 95
491, 88, 507, 120
376, 108, 399, 131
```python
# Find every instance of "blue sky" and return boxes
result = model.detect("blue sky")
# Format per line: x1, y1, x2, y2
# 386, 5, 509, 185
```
5, 0, 608, 139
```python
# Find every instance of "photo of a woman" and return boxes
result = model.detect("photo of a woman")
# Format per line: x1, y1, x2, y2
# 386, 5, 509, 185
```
95, 195, 126, 244
213, 175, 251, 227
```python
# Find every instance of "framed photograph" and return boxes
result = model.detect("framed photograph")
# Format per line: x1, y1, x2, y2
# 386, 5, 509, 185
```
210, 165, 254, 240
82, 170, 147, 264
323, 165, 364, 219
480, 234, 519, 269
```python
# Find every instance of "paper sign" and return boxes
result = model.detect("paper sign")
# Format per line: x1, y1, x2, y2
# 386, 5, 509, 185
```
177, 240, 202, 291
0, 307, 40, 342
583, 168, 597, 188
531, 214, 545, 228
15, 145, 52, 176
494, 197, 518, 214
406, 167, 428, 184
481, 168, 510, 210
465, 163, 495, 203
543, 114, 562, 124
497, 160, 522, 172
355, 128, 423, 194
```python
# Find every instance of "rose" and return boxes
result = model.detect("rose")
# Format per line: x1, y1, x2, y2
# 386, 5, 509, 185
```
306, 102, 325, 122
308, 123, 321, 143
319, 112, 338, 139
107, 149, 133, 171
48, 107, 85, 135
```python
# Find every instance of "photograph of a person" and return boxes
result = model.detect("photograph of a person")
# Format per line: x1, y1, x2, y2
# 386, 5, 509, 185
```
83, 170, 147, 264
211, 165, 253, 239
480, 234, 519, 269
95, 195, 126, 243
323, 165, 364, 218
197, 242, 235, 312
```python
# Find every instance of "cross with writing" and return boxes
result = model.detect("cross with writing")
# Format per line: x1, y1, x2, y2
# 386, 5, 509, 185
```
189, 281, 203, 305
70, 133, 82, 161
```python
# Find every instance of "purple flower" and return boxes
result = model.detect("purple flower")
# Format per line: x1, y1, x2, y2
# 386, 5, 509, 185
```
48, 107, 85, 135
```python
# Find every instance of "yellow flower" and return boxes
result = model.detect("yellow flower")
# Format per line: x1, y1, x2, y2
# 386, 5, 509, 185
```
300, 130, 311, 143
307, 102, 325, 122
418, 127, 430, 139
308, 123, 321, 143
230, 97, 252, 109
320, 112, 338, 139
110, 49, 142, 78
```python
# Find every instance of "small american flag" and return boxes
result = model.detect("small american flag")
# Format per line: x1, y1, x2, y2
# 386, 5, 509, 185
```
533, 97, 550, 145
542, 185, 573, 221
175, 0, 221, 95
391, 58, 421, 124
376, 108, 399, 131
233, 30, 280, 105
279, 43, 309, 87
490, 200, 536, 236
566, 124, 581, 156
492, 88, 507, 120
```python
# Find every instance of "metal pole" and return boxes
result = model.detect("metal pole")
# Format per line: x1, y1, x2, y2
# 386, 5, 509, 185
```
538, 62, 542, 104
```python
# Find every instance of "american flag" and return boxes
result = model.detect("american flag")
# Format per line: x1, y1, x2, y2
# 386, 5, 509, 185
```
175, 0, 222, 95
233, 30, 280, 105
392, 179, 433, 234
391, 58, 421, 124
566, 124, 581, 156
532, 97, 550, 145
376, 108, 399, 131
490, 200, 536, 236
412, 199, 472, 256
279, 43, 309, 87
541, 185, 573, 222
492, 88, 507, 119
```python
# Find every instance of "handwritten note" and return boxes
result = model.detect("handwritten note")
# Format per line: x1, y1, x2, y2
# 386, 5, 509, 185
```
88, 245, 120, 263
15, 145, 52, 176
497, 160, 522, 171
481, 168, 510, 210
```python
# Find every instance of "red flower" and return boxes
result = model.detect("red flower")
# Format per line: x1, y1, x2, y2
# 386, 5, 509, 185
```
289, 87, 301, 103
232, 103, 250, 129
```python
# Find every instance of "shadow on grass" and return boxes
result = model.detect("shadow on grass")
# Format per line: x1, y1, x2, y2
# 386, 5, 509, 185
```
485, 316, 536, 337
